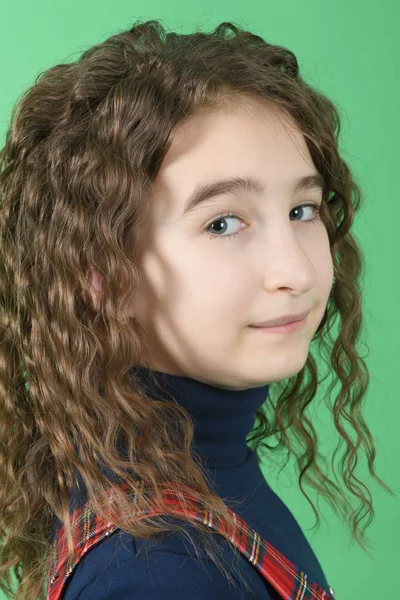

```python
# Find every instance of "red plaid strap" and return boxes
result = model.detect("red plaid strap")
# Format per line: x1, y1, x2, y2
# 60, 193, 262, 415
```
47, 481, 336, 600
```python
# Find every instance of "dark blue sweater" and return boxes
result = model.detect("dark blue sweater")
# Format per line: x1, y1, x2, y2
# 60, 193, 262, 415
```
55, 367, 330, 599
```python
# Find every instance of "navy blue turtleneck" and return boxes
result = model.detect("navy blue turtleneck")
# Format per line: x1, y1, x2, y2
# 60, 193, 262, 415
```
59, 367, 330, 599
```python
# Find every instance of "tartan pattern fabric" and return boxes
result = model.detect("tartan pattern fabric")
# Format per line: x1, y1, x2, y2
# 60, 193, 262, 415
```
46, 480, 336, 600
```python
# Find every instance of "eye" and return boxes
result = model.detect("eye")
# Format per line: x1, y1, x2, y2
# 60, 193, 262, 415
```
205, 203, 322, 241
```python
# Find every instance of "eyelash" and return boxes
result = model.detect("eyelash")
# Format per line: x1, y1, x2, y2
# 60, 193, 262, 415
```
204, 203, 322, 241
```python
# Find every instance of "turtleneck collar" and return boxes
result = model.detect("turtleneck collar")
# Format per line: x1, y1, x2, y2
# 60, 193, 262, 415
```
130, 366, 270, 469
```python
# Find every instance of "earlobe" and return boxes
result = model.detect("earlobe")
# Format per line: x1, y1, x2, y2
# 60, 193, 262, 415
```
79, 267, 103, 310
86, 267, 137, 321
90, 267, 103, 295
89, 267, 104, 311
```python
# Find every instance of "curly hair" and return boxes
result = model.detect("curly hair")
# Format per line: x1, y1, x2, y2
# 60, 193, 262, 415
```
0, 17, 394, 600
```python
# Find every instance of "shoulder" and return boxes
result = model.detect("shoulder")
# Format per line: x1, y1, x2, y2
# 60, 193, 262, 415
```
62, 522, 248, 600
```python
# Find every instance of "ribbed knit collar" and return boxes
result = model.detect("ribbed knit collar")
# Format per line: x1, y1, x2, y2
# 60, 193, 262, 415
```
130, 367, 270, 469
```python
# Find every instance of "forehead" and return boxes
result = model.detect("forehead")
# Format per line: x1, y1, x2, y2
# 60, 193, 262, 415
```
172, 97, 304, 153
150, 99, 315, 218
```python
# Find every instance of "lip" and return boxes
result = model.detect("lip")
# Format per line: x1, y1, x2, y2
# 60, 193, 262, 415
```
249, 309, 311, 328
249, 318, 307, 334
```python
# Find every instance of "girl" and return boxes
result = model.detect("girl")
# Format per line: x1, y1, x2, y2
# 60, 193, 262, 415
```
0, 18, 393, 600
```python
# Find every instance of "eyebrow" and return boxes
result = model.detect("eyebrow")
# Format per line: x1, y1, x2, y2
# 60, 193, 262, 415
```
182, 173, 326, 216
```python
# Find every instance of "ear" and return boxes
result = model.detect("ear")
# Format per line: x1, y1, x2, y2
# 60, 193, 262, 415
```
90, 267, 103, 295
89, 268, 103, 311
79, 267, 103, 309
85, 267, 137, 320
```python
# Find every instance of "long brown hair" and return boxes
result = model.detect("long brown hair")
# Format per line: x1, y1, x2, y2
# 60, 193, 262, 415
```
0, 17, 394, 600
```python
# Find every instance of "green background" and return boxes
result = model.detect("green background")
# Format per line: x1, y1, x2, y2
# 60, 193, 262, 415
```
1, 1, 398, 598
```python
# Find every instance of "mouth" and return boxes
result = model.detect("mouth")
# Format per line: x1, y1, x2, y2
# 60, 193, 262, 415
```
249, 309, 311, 329
248, 317, 308, 334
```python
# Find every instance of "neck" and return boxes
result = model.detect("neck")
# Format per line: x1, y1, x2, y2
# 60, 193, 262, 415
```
130, 366, 270, 469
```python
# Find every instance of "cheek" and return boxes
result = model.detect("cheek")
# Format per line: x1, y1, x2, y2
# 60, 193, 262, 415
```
313, 247, 334, 315
136, 244, 242, 323
303, 225, 333, 285
317, 241, 334, 288
180, 264, 246, 324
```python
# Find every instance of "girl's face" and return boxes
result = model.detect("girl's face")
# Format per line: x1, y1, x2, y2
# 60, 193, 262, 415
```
114, 100, 333, 390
